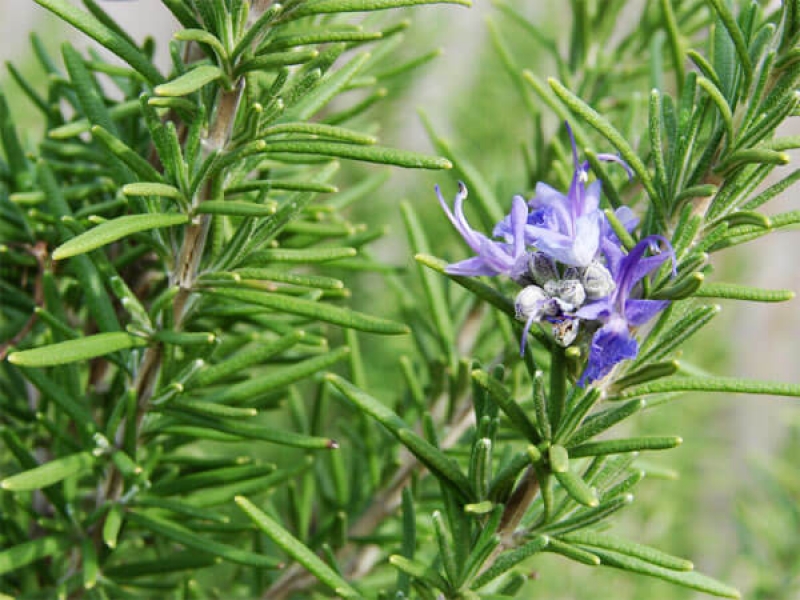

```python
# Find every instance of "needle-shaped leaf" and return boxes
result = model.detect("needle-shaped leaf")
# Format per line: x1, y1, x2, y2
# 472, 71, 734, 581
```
122, 182, 184, 200
586, 546, 740, 598
187, 331, 304, 389
259, 139, 451, 169
327, 374, 474, 500
289, 0, 472, 19
52, 213, 188, 260
162, 412, 337, 450
279, 53, 372, 121
33, 0, 163, 84
208, 288, 409, 334
561, 531, 692, 571
614, 377, 800, 399
401, 202, 455, 357
246, 247, 356, 264
472, 370, 540, 443
471, 535, 549, 589
8, 332, 148, 367
568, 436, 683, 458
127, 511, 281, 568
155, 65, 224, 97
205, 347, 351, 405
389, 555, 452, 592
693, 283, 795, 302
196, 200, 277, 217
548, 78, 659, 205
236, 496, 360, 598
419, 110, 504, 227
1, 452, 95, 491
103, 551, 218, 578
0, 536, 72, 575
91, 125, 165, 182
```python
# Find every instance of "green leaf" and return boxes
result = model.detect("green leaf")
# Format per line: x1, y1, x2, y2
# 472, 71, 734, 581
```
290, 0, 472, 19
397, 428, 474, 500
104, 550, 218, 578
587, 547, 740, 598
155, 65, 224, 97
472, 370, 540, 443
420, 112, 504, 228
415, 254, 519, 321
280, 52, 372, 121
327, 374, 474, 500
0, 535, 72, 575
236, 496, 360, 598
568, 436, 683, 458
567, 400, 646, 447
561, 531, 692, 571
127, 510, 281, 569
173, 29, 227, 62
170, 400, 258, 419
716, 148, 790, 174
232, 269, 344, 290
122, 182, 184, 200
188, 331, 305, 388
81, 537, 98, 589
19, 368, 95, 434
148, 464, 277, 496
697, 76, 734, 143
401, 201, 455, 358
471, 536, 549, 588
259, 139, 451, 169
246, 247, 357, 264
208, 288, 409, 335
1, 452, 95, 491
389, 554, 452, 592
263, 122, 377, 145
90, 125, 166, 182
325, 373, 408, 432
235, 49, 320, 75
8, 332, 148, 367
614, 377, 800, 399
694, 283, 795, 302
548, 78, 659, 205
162, 412, 337, 450
707, 0, 752, 88
196, 200, 277, 217
544, 537, 601, 566
62, 43, 118, 135
52, 213, 188, 260
205, 347, 351, 405
539, 495, 633, 537
33, 0, 163, 84
103, 504, 123, 549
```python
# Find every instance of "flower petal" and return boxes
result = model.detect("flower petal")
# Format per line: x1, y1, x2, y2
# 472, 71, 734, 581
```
624, 298, 670, 327
579, 317, 639, 386
444, 256, 499, 277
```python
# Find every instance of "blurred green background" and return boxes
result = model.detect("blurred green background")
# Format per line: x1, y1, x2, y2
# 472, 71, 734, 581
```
1, 1, 798, 597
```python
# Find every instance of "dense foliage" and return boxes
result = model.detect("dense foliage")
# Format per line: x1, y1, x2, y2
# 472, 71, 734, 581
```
0, 1, 798, 599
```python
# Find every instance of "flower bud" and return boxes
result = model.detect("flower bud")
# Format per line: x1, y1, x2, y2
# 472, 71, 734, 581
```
544, 279, 586, 309
581, 260, 615, 300
528, 253, 558, 286
515, 285, 547, 322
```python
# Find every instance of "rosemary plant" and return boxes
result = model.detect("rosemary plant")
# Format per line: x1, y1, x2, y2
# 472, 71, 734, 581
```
0, 1, 798, 599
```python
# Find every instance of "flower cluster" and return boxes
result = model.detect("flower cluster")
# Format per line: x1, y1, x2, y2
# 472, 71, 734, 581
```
437, 124, 675, 385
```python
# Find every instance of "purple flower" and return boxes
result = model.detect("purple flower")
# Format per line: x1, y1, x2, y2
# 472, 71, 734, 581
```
495, 123, 633, 268
436, 182, 529, 280
576, 235, 676, 385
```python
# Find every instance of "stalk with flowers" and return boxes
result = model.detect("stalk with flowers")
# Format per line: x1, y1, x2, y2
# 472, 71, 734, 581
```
0, 1, 799, 599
